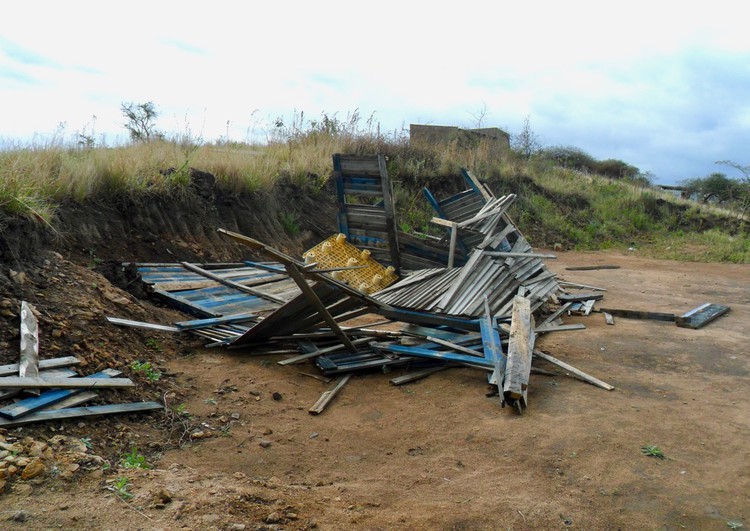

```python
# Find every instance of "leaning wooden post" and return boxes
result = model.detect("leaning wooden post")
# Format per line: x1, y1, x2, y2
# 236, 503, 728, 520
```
20, 302, 40, 396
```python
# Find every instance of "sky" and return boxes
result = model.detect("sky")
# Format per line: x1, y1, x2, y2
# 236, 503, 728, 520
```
1, 1, 748, 185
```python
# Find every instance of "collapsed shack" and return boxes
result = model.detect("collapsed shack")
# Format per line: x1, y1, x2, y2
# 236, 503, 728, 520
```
108, 155, 623, 416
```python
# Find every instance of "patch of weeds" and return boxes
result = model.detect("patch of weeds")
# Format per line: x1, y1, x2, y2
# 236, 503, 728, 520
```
727, 521, 743, 530
174, 403, 189, 417
280, 211, 300, 236
80, 437, 93, 450
641, 444, 666, 459
144, 338, 163, 351
112, 476, 134, 500
130, 360, 161, 382
203, 398, 217, 405
120, 448, 150, 470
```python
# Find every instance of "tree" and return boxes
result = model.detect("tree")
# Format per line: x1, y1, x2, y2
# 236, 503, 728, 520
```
680, 172, 739, 204
511, 116, 542, 159
120, 101, 161, 142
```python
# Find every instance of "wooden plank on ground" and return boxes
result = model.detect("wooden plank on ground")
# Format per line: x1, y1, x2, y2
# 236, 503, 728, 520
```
174, 313, 257, 330
503, 296, 534, 412
389, 366, 448, 385
564, 265, 621, 271
0, 402, 163, 428
604, 312, 615, 325
534, 323, 586, 333
106, 317, 183, 332
180, 262, 286, 304
309, 375, 351, 415
558, 292, 605, 303
598, 308, 676, 322
675, 303, 730, 329
0, 376, 134, 389
0, 369, 122, 419
0, 356, 80, 377
533, 350, 614, 390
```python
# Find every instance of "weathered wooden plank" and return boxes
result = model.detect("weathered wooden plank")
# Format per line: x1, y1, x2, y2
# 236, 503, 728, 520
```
503, 296, 534, 411
19, 302, 40, 395
0, 376, 134, 389
675, 303, 730, 329
558, 292, 605, 303
0, 369, 121, 419
174, 313, 257, 330
604, 312, 615, 325
277, 337, 373, 366
0, 402, 163, 428
180, 262, 286, 304
45, 391, 99, 410
309, 375, 351, 415
564, 265, 621, 271
106, 317, 183, 332
389, 366, 448, 385
598, 308, 676, 322
534, 323, 586, 333
533, 350, 614, 391
0, 356, 80, 377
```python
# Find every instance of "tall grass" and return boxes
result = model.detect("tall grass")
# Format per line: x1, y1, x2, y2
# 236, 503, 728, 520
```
1, 113, 747, 262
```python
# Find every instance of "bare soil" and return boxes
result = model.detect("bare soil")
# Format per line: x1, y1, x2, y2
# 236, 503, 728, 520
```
0, 242, 747, 530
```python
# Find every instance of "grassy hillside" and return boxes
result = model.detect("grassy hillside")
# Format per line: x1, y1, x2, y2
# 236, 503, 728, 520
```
1, 120, 748, 263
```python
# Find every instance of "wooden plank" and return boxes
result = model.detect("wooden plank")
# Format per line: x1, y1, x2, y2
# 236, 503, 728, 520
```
537, 302, 573, 329
503, 296, 534, 411
0, 376, 134, 389
534, 323, 586, 333
604, 312, 615, 325
284, 264, 358, 353
558, 292, 605, 303
598, 308, 676, 322
389, 366, 448, 385
484, 251, 557, 259
106, 317, 183, 332
174, 313, 257, 330
45, 391, 98, 410
675, 303, 730, 329
558, 281, 608, 292
378, 154, 401, 272
461, 168, 494, 201
309, 375, 351, 415
375, 343, 494, 370
0, 356, 80, 377
564, 265, 621, 271
0, 402, 163, 428
278, 337, 373, 366
0, 369, 122, 419
180, 262, 286, 304
533, 350, 614, 391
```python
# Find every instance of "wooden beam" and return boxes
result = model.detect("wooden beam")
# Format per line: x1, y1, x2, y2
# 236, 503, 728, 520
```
598, 308, 676, 322
564, 265, 621, 271
533, 350, 614, 391
180, 261, 286, 304
278, 337, 373, 366
503, 296, 534, 411
0, 402, 163, 428
484, 251, 557, 259
284, 264, 358, 353
309, 375, 351, 415
480, 297, 506, 404
534, 323, 586, 333
389, 366, 448, 385
0, 376, 134, 389
19, 301, 40, 395
106, 317, 183, 332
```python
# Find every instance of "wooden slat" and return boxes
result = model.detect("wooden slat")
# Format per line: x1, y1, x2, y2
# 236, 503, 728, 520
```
0, 356, 80, 377
0, 377, 134, 389
533, 350, 614, 391
0, 402, 163, 428
309, 375, 351, 415
598, 308, 676, 322
389, 366, 448, 385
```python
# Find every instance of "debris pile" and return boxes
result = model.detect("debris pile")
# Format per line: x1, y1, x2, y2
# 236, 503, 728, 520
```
0, 302, 162, 428
108, 155, 730, 417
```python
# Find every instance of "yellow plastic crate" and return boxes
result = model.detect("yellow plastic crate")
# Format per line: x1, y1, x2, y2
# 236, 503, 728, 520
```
302, 234, 398, 294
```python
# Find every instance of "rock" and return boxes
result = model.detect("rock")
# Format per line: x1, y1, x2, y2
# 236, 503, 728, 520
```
10, 271, 27, 285
228, 524, 246, 531
259, 440, 272, 449
7, 465, 18, 476
272, 392, 283, 401
156, 488, 173, 503
15, 457, 30, 468
265, 512, 282, 524
262, 428, 273, 436
21, 458, 45, 480
201, 514, 221, 524
10, 510, 28, 522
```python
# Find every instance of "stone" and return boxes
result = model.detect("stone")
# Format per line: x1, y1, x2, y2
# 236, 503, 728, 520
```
21, 458, 46, 480
265, 512, 282, 524
259, 440, 272, 449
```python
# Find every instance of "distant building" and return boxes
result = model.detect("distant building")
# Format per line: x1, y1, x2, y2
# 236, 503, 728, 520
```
656, 184, 693, 200
410, 124, 510, 151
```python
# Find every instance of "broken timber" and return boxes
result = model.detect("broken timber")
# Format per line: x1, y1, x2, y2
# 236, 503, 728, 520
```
309, 374, 351, 415
676, 303, 730, 329
0, 402, 163, 428
533, 350, 614, 391
503, 296, 535, 412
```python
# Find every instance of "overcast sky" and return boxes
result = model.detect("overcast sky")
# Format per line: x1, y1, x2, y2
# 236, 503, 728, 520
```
2, 1, 748, 185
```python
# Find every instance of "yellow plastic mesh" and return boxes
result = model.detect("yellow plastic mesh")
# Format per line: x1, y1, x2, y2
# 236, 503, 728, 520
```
302, 233, 398, 294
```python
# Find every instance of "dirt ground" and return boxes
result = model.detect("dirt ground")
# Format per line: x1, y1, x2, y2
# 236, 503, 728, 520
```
0, 248, 748, 530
